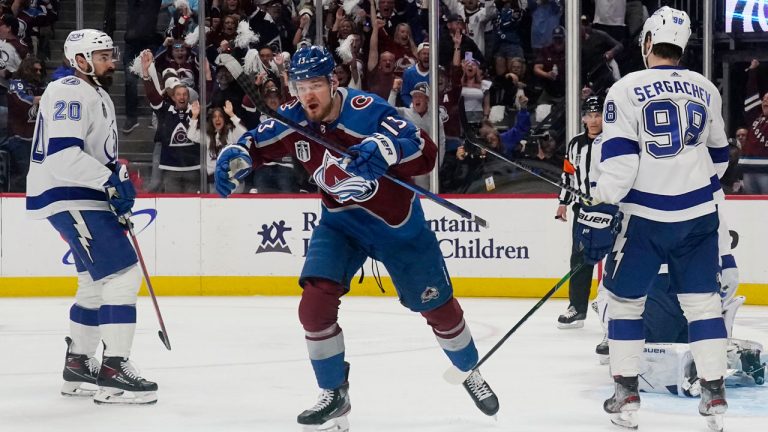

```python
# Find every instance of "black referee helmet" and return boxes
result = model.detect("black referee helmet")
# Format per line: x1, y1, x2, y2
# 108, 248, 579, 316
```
582, 96, 604, 115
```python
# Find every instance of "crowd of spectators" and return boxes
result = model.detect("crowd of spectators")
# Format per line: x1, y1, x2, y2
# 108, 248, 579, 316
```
0, 0, 767, 195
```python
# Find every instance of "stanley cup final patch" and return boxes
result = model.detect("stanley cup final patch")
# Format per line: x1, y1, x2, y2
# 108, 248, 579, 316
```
295, 140, 311, 162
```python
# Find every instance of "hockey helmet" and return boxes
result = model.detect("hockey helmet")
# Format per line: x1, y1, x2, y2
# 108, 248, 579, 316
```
64, 29, 118, 84
638, 7, 691, 53
289, 45, 335, 82
582, 96, 604, 115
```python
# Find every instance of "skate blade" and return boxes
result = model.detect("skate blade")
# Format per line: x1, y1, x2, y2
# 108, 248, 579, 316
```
93, 388, 157, 405
61, 381, 97, 397
557, 321, 585, 329
609, 411, 638, 429
302, 415, 350, 432
598, 354, 610, 365
705, 414, 724, 432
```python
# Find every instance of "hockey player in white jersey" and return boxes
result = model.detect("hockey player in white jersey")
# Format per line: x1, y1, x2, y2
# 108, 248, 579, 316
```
26, 29, 157, 405
591, 213, 765, 397
574, 7, 730, 431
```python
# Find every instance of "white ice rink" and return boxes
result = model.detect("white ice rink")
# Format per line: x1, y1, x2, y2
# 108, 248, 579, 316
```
1, 296, 766, 432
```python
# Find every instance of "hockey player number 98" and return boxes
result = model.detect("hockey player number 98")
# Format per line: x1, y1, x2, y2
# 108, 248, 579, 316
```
642, 100, 707, 159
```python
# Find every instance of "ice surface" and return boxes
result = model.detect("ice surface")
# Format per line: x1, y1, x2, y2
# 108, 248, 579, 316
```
1, 297, 766, 432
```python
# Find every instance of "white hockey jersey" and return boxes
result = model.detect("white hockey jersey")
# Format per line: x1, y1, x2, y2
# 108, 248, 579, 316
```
26, 76, 118, 219
591, 66, 729, 222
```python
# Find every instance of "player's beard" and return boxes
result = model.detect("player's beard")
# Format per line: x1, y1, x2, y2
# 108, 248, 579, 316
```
95, 72, 114, 90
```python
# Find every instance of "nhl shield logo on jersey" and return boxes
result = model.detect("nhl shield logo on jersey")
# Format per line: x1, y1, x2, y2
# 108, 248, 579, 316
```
295, 140, 311, 162
420, 286, 440, 303
312, 151, 378, 203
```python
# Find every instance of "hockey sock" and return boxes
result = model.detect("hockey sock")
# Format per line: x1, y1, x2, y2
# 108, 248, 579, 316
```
679, 293, 728, 380
99, 305, 137, 358
300, 278, 347, 389
607, 292, 646, 376
422, 297, 479, 372
69, 304, 100, 357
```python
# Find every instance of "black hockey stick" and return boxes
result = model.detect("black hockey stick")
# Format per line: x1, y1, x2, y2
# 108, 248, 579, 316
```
443, 263, 585, 384
215, 54, 489, 229
462, 122, 597, 205
126, 219, 172, 351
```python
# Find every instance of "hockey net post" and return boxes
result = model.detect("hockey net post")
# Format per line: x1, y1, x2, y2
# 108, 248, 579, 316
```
215, 53, 489, 229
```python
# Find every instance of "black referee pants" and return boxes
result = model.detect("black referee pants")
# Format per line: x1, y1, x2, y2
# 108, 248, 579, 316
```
569, 204, 597, 314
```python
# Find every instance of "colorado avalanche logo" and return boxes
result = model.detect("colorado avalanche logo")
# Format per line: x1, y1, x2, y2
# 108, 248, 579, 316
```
350, 95, 373, 110
170, 123, 189, 146
312, 151, 378, 203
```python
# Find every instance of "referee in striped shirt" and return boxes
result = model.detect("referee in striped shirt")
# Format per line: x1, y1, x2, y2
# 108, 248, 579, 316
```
554, 96, 604, 329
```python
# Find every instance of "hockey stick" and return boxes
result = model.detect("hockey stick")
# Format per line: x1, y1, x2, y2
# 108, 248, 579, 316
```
125, 218, 172, 351
215, 54, 489, 229
462, 124, 596, 205
443, 262, 585, 384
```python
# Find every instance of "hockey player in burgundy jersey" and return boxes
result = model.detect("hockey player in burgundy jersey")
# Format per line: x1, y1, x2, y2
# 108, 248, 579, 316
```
215, 45, 498, 430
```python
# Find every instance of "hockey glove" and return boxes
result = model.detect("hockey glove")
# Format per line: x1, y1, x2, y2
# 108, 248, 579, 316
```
214, 145, 253, 197
104, 162, 136, 218
575, 203, 623, 265
345, 133, 401, 181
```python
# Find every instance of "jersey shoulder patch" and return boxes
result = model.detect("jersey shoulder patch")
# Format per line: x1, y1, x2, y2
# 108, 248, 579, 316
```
338, 89, 398, 135
59, 76, 82, 86
349, 94, 374, 110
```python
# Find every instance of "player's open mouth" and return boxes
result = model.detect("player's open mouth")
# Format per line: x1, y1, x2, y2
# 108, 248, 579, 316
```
307, 103, 319, 110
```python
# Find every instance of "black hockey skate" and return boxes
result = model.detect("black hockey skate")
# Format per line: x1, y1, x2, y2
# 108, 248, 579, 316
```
94, 356, 158, 405
699, 378, 727, 432
604, 376, 640, 429
557, 306, 586, 329
741, 348, 766, 385
462, 369, 499, 416
298, 362, 351, 431
596, 334, 609, 365
61, 336, 100, 397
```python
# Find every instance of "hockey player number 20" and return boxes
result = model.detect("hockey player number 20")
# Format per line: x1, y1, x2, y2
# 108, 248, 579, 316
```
642, 100, 707, 159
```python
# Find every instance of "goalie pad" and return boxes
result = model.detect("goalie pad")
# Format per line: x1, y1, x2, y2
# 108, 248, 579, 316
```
637, 338, 765, 398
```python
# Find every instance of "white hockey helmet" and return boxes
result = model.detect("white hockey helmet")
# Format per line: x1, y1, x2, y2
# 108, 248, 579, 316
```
64, 29, 118, 79
638, 6, 691, 65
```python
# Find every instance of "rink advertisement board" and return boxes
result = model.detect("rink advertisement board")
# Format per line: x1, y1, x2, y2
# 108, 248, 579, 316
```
1, 196, 767, 304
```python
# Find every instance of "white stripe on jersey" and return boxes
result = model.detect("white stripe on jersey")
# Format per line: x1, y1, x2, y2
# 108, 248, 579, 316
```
591, 66, 729, 222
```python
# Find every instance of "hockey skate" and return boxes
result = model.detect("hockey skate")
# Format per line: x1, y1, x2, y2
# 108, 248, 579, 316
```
93, 356, 158, 405
61, 337, 100, 397
596, 334, 609, 365
557, 306, 586, 329
462, 369, 499, 416
699, 378, 727, 432
298, 362, 351, 432
604, 376, 640, 429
